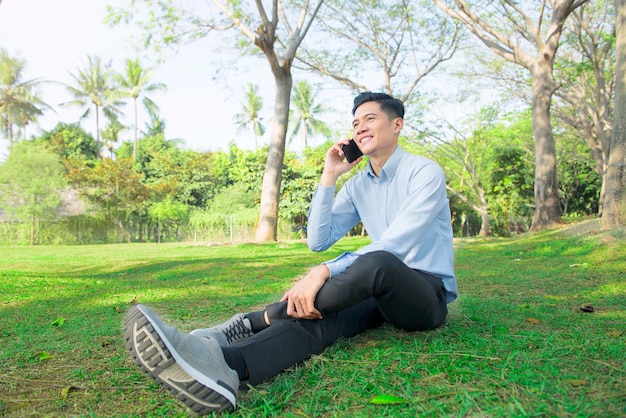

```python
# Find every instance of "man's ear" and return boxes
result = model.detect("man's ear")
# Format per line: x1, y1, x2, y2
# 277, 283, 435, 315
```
394, 117, 404, 133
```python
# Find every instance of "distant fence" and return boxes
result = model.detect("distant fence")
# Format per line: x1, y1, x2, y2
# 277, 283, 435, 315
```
0, 211, 531, 245
0, 215, 305, 245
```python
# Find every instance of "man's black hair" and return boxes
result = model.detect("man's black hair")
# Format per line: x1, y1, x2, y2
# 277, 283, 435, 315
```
352, 92, 405, 119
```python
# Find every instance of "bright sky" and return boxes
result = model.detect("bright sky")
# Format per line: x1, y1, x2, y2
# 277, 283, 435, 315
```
0, 0, 352, 160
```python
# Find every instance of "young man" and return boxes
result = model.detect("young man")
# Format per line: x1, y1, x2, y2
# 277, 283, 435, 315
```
124, 92, 457, 414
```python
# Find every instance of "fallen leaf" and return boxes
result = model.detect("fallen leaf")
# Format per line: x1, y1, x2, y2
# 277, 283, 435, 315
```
370, 395, 407, 405
607, 329, 623, 338
130, 298, 139, 305
51, 317, 66, 327
566, 379, 588, 387
59, 385, 81, 401
526, 317, 541, 325
34, 351, 54, 361
579, 303, 595, 313
113, 306, 123, 313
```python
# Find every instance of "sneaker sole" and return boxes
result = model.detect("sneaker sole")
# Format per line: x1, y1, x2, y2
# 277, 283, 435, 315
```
124, 305, 236, 414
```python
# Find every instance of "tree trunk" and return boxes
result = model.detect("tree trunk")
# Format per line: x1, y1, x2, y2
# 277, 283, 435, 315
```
478, 186, 491, 236
255, 69, 293, 241
133, 97, 138, 161
478, 211, 490, 236
253, 118, 260, 150
530, 59, 562, 230
30, 213, 35, 246
301, 119, 308, 151
602, 0, 626, 229
7, 108, 14, 148
95, 103, 101, 157
116, 217, 132, 244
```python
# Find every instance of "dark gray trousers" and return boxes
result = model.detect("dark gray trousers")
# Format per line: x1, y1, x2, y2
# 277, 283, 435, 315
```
236, 250, 448, 384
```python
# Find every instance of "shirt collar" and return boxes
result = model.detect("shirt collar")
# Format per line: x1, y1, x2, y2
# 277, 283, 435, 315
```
366, 146, 405, 180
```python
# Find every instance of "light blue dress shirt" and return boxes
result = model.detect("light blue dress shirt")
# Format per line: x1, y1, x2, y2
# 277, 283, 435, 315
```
307, 146, 458, 304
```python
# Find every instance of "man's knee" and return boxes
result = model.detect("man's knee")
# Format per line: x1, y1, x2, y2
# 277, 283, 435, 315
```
354, 251, 402, 271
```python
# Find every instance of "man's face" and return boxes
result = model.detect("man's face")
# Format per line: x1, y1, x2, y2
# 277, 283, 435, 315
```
352, 101, 403, 158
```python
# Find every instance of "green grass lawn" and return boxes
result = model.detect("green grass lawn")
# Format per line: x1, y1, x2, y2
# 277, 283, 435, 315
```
1, 220, 624, 417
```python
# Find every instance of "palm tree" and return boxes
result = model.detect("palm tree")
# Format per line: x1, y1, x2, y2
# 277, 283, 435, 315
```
233, 83, 265, 149
142, 105, 166, 137
62, 55, 124, 155
0, 49, 49, 147
101, 118, 125, 159
289, 81, 330, 151
115, 58, 166, 160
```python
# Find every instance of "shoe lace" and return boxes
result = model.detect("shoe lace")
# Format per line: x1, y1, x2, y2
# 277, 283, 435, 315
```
222, 317, 252, 344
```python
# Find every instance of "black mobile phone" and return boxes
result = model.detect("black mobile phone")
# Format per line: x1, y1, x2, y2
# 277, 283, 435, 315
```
341, 139, 363, 163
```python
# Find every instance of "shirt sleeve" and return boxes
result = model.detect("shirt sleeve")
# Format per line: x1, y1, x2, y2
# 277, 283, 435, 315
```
306, 183, 361, 277
320, 251, 360, 277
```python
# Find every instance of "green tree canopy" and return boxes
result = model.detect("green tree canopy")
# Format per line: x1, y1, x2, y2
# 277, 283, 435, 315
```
67, 157, 151, 243
38, 122, 99, 168
0, 141, 67, 244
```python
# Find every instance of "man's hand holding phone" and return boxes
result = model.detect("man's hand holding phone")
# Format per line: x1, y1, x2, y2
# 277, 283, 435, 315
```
321, 138, 363, 186
341, 138, 363, 163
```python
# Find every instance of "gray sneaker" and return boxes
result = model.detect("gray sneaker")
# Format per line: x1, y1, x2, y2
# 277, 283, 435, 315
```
190, 313, 253, 346
124, 304, 239, 414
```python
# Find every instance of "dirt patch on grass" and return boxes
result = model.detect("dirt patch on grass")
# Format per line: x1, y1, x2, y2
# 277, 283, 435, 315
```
558, 218, 626, 243
559, 218, 603, 236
